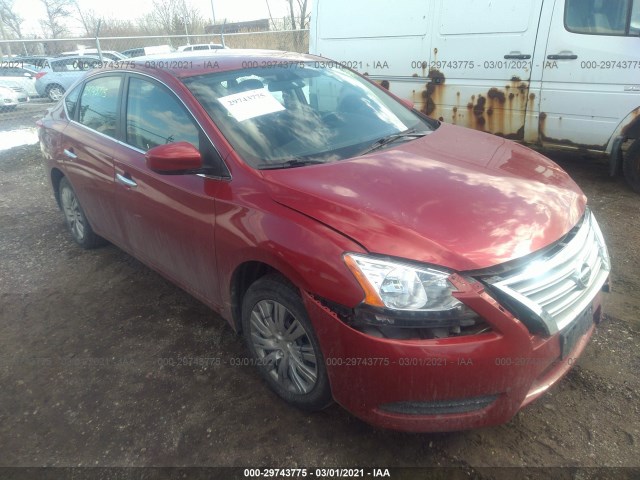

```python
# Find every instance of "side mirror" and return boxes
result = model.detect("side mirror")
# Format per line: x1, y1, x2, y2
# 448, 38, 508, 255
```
145, 142, 202, 173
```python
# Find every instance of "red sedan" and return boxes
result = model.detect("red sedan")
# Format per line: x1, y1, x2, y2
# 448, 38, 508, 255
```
37, 50, 611, 432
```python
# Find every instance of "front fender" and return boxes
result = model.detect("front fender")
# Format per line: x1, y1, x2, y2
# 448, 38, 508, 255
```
214, 198, 367, 325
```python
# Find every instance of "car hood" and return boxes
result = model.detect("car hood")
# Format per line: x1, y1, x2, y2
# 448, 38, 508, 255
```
262, 123, 586, 271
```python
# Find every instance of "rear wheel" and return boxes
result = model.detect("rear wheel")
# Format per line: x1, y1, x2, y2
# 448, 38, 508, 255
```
59, 177, 105, 249
241, 274, 332, 411
623, 139, 640, 194
47, 84, 65, 102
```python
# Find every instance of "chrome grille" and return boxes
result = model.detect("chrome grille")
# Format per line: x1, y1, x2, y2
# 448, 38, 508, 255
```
485, 209, 610, 335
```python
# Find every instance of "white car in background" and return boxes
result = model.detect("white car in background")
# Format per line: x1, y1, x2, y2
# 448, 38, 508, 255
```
0, 65, 40, 97
177, 43, 228, 52
0, 84, 29, 111
121, 45, 174, 57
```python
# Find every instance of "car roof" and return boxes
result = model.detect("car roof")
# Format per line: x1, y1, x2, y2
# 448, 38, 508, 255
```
123, 49, 321, 78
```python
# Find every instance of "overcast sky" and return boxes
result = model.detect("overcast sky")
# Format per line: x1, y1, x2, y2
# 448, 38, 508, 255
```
15, 0, 303, 36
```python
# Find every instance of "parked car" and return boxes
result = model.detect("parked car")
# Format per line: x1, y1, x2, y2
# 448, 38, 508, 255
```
311, 0, 640, 192
37, 50, 611, 432
121, 45, 174, 57
0, 65, 40, 97
35, 56, 102, 101
13, 55, 52, 69
59, 49, 126, 61
177, 43, 227, 52
0, 83, 29, 111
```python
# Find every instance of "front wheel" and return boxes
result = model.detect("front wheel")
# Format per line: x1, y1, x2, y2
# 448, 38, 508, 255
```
623, 139, 640, 194
59, 177, 106, 249
241, 274, 332, 411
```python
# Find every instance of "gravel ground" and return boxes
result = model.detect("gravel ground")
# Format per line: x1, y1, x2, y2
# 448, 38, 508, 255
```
0, 143, 639, 479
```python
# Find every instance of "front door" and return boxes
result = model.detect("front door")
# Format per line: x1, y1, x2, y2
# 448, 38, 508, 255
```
113, 75, 225, 308
539, 0, 640, 151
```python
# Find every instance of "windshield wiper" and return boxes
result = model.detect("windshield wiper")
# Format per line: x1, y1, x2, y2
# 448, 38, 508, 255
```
359, 130, 428, 156
257, 159, 325, 170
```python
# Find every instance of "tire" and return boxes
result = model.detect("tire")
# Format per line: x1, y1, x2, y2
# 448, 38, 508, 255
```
58, 177, 106, 249
47, 84, 65, 102
241, 274, 332, 411
623, 139, 640, 194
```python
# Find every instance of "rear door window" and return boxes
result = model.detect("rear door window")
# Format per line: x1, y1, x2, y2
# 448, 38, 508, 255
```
77, 75, 122, 138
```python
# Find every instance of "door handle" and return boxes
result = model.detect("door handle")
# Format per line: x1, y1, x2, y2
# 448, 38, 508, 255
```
63, 148, 77, 159
116, 173, 138, 188
547, 53, 578, 60
504, 54, 531, 60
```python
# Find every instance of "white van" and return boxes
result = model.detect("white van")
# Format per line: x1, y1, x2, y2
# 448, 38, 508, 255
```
310, 0, 640, 192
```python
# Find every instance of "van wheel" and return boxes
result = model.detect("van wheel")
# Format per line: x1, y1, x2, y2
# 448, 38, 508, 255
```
59, 177, 106, 249
623, 139, 640, 194
241, 274, 332, 411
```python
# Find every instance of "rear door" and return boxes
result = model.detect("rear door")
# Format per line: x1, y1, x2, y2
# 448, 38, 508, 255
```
60, 74, 125, 244
539, 0, 640, 151
112, 74, 226, 308
429, 0, 544, 139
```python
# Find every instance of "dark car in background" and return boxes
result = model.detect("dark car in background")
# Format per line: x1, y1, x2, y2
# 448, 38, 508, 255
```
37, 50, 610, 432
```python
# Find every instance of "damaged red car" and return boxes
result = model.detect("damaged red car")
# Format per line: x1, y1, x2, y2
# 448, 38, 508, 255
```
37, 50, 611, 432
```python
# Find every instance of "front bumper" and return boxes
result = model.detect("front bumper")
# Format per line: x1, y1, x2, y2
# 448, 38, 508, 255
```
303, 284, 603, 432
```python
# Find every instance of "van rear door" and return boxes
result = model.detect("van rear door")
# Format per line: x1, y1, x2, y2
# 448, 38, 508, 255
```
426, 0, 544, 140
311, 0, 434, 96
538, 0, 640, 152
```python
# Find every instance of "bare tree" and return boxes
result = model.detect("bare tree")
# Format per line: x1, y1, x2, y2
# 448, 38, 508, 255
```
40, 0, 73, 38
72, 0, 101, 36
285, 0, 309, 30
0, 0, 25, 39
276, 0, 309, 52
142, 0, 205, 41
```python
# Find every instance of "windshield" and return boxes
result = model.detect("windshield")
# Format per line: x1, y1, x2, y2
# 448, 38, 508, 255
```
183, 62, 437, 169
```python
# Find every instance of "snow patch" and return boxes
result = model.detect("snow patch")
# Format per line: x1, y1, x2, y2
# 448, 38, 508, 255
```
0, 128, 38, 151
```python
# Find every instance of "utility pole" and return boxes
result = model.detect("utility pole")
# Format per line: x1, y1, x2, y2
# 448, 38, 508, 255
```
183, 0, 190, 44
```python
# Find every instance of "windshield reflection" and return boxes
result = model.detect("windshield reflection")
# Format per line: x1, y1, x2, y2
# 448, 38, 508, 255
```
184, 63, 436, 168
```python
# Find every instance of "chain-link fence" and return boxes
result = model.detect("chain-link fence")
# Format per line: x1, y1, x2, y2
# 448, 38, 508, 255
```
0, 28, 309, 147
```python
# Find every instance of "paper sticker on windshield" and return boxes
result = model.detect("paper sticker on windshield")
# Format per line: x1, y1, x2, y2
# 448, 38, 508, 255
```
218, 88, 285, 122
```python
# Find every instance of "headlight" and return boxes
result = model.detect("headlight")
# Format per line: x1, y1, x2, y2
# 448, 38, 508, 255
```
344, 254, 464, 311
